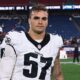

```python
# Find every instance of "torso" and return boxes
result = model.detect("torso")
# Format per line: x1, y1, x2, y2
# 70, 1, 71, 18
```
6, 31, 63, 80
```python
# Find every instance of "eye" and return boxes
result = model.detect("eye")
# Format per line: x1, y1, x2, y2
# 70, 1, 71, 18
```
33, 16, 48, 21
33, 16, 40, 20
42, 17, 48, 21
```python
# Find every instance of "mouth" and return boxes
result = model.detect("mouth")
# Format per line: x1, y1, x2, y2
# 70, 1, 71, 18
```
37, 26, 44, 28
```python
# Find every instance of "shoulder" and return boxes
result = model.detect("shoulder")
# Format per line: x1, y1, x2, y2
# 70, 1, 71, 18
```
6, 30, 24, 36
5, 31, 25, 44
6, 30, 25, 39
49, 33, 63, 47
49, 33, 62, 40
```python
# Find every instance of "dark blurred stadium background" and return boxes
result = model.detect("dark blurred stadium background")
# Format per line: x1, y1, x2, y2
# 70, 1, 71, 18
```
0, 0, 80, 58
0, 1, 80, 80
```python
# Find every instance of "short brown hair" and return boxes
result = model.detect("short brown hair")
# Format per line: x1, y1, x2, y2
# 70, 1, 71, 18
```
29, 4, 48, 18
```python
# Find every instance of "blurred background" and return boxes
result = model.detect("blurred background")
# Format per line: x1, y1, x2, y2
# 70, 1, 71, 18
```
0, 0, 80, 80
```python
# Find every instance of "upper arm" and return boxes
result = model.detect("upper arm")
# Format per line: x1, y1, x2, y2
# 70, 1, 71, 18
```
0, 45, 16, 80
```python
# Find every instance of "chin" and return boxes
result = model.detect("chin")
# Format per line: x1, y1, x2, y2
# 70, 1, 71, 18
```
35, 30, 44, 34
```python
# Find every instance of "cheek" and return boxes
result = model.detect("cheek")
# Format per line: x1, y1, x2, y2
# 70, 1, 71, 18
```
30, 21, 36, 26
29, 19, 37, 27
44, 21, 48, 27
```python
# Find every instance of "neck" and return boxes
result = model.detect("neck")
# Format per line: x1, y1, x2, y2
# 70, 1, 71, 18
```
28, 30, 45, 40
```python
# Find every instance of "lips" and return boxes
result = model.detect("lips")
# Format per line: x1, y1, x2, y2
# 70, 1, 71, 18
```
37, 26, 44, 27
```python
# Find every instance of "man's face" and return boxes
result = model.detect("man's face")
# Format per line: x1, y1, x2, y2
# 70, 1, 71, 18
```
28, 10, 48, 34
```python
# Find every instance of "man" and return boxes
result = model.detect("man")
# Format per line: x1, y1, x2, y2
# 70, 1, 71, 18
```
73, 44, 79, 63
71, 37, 79, 63
0, 4, 64, 80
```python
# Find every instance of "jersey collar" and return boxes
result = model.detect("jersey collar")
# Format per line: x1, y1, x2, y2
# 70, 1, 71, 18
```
25, 32, 50, 50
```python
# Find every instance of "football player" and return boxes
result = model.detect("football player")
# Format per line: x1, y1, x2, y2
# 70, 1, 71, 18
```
0, 4, 64, 80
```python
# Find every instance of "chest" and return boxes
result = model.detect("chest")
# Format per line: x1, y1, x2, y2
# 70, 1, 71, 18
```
12, 36, 59, 58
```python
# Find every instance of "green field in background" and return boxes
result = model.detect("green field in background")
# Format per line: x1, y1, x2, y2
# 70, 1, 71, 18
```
62, 63, 80, 80
51, 59, 80, 80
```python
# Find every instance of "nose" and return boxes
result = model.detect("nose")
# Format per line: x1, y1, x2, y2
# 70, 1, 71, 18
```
38, 19, 43, 24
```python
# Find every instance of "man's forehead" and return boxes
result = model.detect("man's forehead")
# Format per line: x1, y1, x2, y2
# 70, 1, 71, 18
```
31, 11, 48, 17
